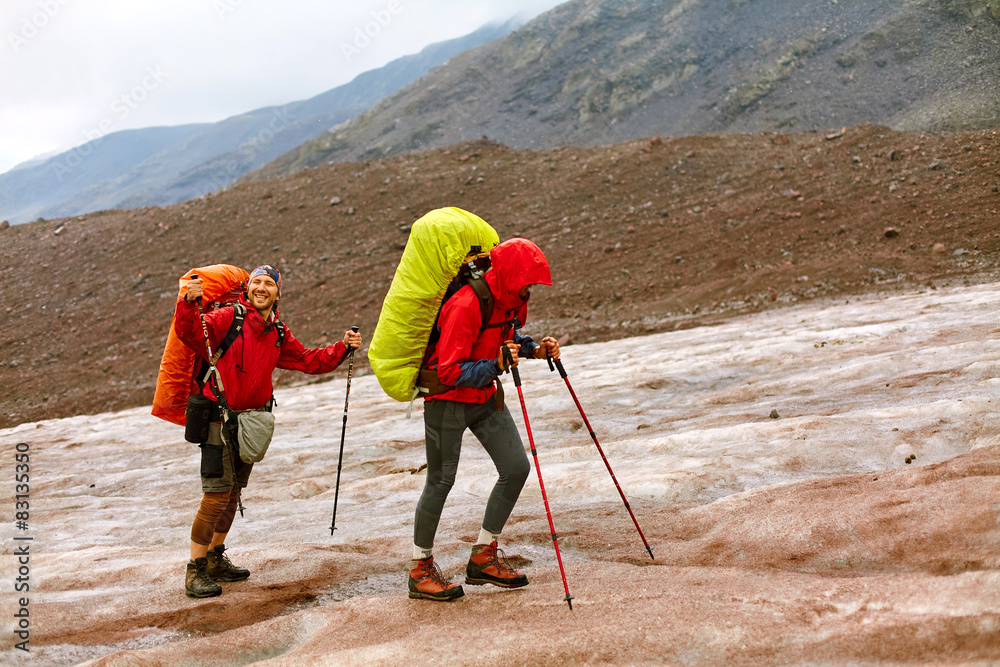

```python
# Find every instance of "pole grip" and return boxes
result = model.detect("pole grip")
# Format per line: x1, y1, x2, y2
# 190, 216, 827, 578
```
555, 358, 568, 378
503, 345, 520, 387
190, 273, 201, 303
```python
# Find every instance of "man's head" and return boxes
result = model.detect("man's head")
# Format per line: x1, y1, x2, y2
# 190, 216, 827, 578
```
246, 265, 281, 316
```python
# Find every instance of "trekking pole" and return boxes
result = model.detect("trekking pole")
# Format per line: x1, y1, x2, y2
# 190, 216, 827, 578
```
506, 345, 574, 610
191, 273, 244, 517
330, 326, 360, 536
548, 356, 653, 560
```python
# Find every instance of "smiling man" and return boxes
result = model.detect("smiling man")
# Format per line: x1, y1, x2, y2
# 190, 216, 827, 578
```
174, 264, 362, 598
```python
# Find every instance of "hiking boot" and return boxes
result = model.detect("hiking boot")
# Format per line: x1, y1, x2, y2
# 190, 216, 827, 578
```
465, 541, 528, 588
185, 557, 222, 598
408, 557, 464, 601
206, 544, 250, 582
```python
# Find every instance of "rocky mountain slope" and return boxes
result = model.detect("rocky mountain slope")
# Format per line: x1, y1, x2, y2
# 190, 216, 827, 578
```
250, 0, 1000, 181
0, 20, 518, 224
0, 124, 998, 429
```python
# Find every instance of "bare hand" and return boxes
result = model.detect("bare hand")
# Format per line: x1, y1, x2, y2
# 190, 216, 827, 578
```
534, 336, 561, 360
343, 329, 362, 350
185, 278, 204, 302
497, 340, 520, 371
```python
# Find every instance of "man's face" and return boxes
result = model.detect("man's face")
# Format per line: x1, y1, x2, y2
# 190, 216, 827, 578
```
518, 285, 532, 302
247, 274, 279, 313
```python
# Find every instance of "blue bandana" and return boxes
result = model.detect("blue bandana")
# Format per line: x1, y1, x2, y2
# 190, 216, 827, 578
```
249, 264, 281, 296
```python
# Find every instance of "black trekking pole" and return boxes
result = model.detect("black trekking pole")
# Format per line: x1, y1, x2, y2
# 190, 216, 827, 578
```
330, 326, 360, 536
191, 273, 244, 517
506, 345, 574, 610
548, 356, 653, 560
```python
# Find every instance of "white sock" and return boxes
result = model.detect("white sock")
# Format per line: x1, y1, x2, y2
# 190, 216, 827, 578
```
477, 528, 500, 546
413, 544, 433, 561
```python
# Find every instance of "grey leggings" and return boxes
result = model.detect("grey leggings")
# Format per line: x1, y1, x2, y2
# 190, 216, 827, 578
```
414, 400, 530, 550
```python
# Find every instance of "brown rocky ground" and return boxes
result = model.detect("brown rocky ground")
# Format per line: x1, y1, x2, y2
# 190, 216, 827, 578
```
1, 123, 998, 429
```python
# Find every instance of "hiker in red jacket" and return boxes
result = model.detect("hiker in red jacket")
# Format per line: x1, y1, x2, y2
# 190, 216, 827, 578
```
175, 265, 362, 598
408, 238, 561, 601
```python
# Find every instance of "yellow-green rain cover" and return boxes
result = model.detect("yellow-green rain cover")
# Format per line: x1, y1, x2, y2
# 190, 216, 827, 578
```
369, 207, 499, 401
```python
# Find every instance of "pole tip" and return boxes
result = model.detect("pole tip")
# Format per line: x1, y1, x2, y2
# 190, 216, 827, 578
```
565, 594, 574, 610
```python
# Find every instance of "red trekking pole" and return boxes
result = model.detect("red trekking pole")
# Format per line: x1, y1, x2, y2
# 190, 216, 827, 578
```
505, 345, 574, 610
548, 356, 654, 560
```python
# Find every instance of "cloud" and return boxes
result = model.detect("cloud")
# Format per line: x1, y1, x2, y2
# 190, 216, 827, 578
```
0, 0, 567, 174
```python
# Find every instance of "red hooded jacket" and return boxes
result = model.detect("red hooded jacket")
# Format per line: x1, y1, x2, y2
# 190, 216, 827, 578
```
174, 294, 348, 411
428, 238, 552, 405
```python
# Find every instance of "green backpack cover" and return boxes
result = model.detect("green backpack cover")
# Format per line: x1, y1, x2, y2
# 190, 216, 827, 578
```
369, 207, 500, 402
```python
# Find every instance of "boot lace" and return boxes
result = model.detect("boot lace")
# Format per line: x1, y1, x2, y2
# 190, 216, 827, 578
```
215, 548, 237, 570
488, 544, 518, 575
194, 559, 214, 583
418, 559, 452, 587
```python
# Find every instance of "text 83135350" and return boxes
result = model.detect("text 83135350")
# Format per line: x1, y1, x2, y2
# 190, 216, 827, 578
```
13, 442, 32, 652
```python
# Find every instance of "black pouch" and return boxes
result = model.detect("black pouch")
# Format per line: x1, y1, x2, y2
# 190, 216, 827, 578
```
224, 414, 240, 450
199, 443, 225, 478
185, 394, 214, 443
493, 377, 504, 412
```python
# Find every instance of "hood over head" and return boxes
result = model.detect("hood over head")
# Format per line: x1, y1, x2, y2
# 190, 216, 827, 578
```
486, 238, 552, 311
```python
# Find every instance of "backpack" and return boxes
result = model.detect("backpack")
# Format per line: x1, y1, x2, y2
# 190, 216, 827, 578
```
369, 207, 501, 402
152, 264, 249, 426
415, 250, 520, 397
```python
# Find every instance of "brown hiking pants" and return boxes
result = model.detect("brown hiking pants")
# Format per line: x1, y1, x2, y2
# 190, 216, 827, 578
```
191, 421, 252, 545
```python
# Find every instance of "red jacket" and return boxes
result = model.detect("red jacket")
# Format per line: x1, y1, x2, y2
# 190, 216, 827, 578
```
174, 295, 348, 410
429, 238, 552, 404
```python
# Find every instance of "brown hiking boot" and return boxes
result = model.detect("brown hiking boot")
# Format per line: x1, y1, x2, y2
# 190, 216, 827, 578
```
465, 541, 528, 588
206, 544, 250, 582
408, 557, 464, 601
185, 557, 222, 598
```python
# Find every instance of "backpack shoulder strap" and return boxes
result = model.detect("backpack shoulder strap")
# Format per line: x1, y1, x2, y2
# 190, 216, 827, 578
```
210, 303, 246, 364
273, 319, 286, 347
467, 275, 496, 335
468, 275, 517, 336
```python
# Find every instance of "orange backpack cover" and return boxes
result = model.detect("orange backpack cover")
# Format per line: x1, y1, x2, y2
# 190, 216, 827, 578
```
151, 264, 249, 426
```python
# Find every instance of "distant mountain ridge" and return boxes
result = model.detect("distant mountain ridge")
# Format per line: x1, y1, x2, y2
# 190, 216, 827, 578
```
247, 0, 1000, 181
0, 19, 520, 224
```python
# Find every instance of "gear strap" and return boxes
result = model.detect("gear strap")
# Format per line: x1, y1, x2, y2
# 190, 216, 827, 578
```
199, 303, 286, 386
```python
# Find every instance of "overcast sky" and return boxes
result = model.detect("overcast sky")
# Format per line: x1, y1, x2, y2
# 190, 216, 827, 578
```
0, 0, 567, 175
